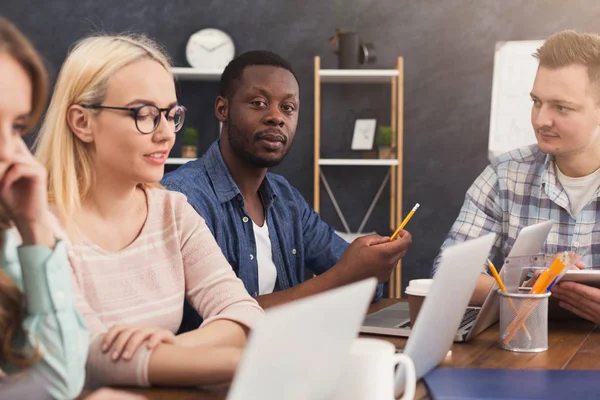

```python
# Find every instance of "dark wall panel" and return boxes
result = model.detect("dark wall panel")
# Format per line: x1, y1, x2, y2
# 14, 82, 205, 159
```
3, 0, 599, 293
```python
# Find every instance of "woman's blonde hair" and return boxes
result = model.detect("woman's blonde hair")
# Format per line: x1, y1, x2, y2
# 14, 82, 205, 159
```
34, 33, 172, 229
0, 16, 49, 368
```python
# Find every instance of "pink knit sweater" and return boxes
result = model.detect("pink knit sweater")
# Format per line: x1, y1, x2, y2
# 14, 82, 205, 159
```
63, 188, 264, 388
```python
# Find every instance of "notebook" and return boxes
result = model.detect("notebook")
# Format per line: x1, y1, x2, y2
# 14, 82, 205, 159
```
423, 368, 600, 399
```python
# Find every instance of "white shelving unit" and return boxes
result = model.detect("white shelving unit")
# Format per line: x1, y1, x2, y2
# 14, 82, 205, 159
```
171, 67, 223, 81
319, 69, 399, 84
319, 158, 399, 166
314, 56, 404, 299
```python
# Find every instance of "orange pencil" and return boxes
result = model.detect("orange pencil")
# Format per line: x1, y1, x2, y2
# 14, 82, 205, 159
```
530, 256, 565, 294
390, 203, 420, 241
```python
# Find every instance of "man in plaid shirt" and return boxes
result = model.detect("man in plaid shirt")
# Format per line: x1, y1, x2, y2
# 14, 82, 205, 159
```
432, 30, 600, 324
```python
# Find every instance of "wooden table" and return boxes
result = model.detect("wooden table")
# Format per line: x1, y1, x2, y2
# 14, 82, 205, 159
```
80, 299, 600, 400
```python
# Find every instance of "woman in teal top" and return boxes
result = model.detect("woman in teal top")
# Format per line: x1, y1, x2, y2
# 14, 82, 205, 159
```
0, 17, 89, 399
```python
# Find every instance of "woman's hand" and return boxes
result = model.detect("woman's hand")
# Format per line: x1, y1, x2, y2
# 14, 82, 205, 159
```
102, 324, 176, 361
0, 138, 54, 247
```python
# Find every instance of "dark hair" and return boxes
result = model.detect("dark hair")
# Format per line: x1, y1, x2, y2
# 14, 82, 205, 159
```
219, 50, 298, 99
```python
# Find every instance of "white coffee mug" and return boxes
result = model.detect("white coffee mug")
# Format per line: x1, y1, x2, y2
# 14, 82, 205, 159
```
332, 338, 416, 400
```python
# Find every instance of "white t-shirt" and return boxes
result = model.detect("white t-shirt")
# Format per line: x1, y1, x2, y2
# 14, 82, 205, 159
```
253, 220, 278, 295
555, 164, 600, 217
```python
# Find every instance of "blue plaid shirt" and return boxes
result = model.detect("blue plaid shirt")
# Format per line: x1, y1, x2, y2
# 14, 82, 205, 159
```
432, 144, 600, 275
163, 141, 383, 330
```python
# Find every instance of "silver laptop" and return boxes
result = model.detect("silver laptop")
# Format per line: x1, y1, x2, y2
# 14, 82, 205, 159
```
361, 220, 554, 342
227, 278, 378, 400
393, 233, 496, 397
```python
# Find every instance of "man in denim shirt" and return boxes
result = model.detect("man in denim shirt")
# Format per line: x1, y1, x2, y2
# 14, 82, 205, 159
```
162, 51, 412, 331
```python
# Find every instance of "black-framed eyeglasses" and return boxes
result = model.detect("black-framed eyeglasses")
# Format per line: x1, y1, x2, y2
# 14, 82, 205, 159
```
80, 104, 186, 134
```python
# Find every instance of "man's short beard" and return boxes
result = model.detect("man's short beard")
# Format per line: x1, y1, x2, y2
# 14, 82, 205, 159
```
227, 118, 288, 168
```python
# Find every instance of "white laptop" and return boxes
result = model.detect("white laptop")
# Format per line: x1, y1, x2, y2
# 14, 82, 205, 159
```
361, 220, 555, 342
227, 278, 378, 400
394, 233, 496, 397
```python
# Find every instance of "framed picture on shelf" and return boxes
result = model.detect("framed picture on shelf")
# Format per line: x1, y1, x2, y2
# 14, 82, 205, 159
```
350, 119, 377, 150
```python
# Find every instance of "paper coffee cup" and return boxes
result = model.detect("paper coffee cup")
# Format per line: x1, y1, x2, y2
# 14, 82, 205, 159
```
405, 279, 433, 327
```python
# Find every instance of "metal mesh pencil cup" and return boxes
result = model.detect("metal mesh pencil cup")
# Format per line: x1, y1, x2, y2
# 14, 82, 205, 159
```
498, 289, 550, 352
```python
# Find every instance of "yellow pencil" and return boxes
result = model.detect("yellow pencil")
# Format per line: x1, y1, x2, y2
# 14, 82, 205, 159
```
487, 259, 507, 293
390, 203, 420, 241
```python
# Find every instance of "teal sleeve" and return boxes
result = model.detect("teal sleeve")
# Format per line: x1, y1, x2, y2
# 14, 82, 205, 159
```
0, 235, 90, 400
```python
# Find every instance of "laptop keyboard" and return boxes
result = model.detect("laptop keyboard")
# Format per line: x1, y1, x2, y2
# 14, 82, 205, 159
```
458, 308, 480, 329
397, 307, 480, 330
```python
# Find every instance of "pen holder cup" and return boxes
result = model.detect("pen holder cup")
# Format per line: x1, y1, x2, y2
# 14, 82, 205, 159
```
498, 289, 550, 353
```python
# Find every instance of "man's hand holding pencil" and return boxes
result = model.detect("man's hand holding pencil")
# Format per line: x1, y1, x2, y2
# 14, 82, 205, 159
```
335, 230, 413, 284
333, 202, 417, 285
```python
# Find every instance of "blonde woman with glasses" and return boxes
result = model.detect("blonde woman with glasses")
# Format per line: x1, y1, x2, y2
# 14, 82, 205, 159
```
35, 33, 264, 389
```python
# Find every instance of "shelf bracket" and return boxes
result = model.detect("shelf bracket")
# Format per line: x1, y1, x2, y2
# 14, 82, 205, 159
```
319, 170, 352, 233
319, 169, 391, 236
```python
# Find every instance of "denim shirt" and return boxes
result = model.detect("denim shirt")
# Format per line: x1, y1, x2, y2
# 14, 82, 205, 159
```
162, 141, 383, 330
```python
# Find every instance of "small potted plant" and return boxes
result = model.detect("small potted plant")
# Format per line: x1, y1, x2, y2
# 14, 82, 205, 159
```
181, 127, 198, 158
377, 126, 396, 159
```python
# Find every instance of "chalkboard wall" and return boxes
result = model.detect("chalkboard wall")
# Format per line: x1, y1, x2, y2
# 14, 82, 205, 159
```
3, 0, 600, 294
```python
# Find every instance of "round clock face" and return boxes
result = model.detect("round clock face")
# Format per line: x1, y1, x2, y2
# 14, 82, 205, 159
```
186, 28, 235, 70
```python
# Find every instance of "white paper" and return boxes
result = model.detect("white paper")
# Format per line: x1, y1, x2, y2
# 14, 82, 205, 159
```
351, 119, 377, 150
488, 40, 545, 160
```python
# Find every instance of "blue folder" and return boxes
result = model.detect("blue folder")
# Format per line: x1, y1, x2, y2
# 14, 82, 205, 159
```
423, 368, 600, 399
